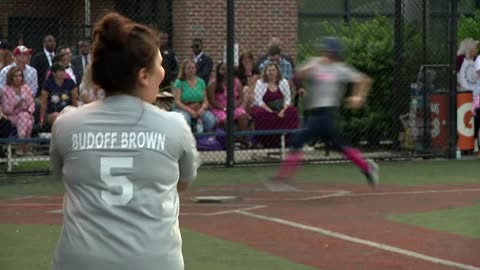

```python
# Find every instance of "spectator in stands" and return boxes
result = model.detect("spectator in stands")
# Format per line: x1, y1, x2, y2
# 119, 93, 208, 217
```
72, 39, 91, 85
159, 29, 178, 92
207, 62, 250, 146
39, 63, 78, 129
191, 38, 213, 84
78, 63, 104, 105
31, 34, 56, 95
258, 45, 293, 82
1, 67, 35, 155
0, 45, 38, 96
173, 59, 215, 132
255, 37, 295, 71
457, 38, 478, 99
236, 51, 260, 113
0, 42, 14, 71
59, 46, 80, 84
251, 63, 299, 148
46, 53, 77, 83
257, 37, 305, 106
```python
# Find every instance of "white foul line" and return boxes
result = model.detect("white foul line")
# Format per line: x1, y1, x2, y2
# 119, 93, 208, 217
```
181, 205, 266, 216
236, 210, 480, 270
300, 188, 480, 201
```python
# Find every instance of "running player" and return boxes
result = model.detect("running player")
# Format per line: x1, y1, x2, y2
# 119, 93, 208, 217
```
265, 37, 379, 191
49, 12, 199, 270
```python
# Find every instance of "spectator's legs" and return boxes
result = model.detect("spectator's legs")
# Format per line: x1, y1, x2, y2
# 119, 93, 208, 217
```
15, 112, 34, 155
236, 113, 250, 147
201, 111, 216, 131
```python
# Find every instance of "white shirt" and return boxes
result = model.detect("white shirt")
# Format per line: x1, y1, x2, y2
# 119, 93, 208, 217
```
193, 51, 204, 63
44, 48, 55, 67
65, 66, 77, 84
253, 78, 291, 107
81, 54, 91, 71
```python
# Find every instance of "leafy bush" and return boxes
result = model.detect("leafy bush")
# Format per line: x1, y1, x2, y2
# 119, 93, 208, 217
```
458, 11, 480, 43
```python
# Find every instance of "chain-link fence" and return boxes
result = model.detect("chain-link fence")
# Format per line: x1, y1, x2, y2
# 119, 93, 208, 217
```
0, 0, 478, 174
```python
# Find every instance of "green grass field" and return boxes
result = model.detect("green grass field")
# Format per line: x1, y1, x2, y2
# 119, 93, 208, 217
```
0, 159, 479, 269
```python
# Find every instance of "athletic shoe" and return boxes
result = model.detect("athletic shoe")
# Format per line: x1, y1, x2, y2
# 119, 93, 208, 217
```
364, 159, 379, 189
262, 177, 298, 192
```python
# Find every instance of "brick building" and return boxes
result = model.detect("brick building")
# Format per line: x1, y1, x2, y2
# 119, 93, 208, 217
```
0, 0, 298, 65
172, 0, 298, 64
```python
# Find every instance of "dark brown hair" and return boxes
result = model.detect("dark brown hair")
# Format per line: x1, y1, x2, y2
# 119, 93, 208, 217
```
236, 50, 257, 85
91, 12, 159, 95
6, 66, 23, 86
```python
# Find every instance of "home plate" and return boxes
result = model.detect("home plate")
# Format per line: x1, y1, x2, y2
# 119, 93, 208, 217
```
191, 195, 241, 203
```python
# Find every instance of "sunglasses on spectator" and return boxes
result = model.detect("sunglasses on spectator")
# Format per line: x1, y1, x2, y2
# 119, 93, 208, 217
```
191, 44, 200, 49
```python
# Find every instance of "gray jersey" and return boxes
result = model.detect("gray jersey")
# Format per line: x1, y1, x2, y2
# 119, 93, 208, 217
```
305, 61, 362, 109
49, 95, 199, 270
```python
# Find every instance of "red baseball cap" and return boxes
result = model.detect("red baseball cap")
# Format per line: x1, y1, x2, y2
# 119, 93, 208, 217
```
13, 45, 33, 57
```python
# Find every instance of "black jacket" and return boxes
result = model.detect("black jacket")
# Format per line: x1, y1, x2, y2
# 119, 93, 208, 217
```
194, 52, 213, 84
160, 47, 179, 91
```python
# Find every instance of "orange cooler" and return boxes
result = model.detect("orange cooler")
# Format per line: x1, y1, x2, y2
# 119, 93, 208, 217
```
457, 91, 474, 151
430, 93, 449, 152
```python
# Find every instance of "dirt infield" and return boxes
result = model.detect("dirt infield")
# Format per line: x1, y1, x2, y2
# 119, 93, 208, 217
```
1, 183, 479, 270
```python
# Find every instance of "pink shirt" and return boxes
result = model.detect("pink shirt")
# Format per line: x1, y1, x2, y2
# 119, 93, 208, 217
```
1, 84, 35, 120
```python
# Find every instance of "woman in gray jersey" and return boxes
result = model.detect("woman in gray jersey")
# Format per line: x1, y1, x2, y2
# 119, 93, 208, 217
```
49, 13, 199, 270
265, 37, 379, 191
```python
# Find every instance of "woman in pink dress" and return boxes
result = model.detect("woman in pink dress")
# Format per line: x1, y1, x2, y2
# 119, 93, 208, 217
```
207, 62, 250, 146
1, 67, 35, 155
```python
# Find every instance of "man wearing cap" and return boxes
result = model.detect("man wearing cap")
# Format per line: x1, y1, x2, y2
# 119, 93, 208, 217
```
0, 45, 38, 97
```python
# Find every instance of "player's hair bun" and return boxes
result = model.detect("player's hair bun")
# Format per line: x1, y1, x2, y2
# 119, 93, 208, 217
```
91, 12, 159, 95
94, 12, 130, 50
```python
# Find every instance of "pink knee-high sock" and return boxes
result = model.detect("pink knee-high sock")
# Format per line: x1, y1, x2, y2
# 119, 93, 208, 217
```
276, 151, 304, 179
342, 147, 369, 172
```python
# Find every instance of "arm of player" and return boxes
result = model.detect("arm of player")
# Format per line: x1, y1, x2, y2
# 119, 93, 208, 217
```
295, 57, 322, 80
177, 119, 200, 192
347, 74, 373, 109
49, 124, 63, 179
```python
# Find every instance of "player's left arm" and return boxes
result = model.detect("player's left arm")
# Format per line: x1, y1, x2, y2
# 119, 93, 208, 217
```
177, 118, 200, 192
344, 64, 373, 109
49, 123, 63, 179
348, 74, 373, 108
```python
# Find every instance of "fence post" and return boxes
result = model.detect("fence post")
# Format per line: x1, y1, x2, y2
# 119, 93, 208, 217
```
448, 0, 458, 159
226, 0, 235, 167
393, 0, 403, 150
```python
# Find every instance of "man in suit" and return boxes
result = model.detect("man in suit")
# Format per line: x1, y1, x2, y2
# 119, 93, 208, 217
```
191, 38, 213, 84
159, 30, 178, 92
31, 34, 56, 96
71, 39, 91, 85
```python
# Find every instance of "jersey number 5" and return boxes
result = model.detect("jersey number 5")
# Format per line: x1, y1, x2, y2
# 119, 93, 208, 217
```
100, 157, 134, 206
